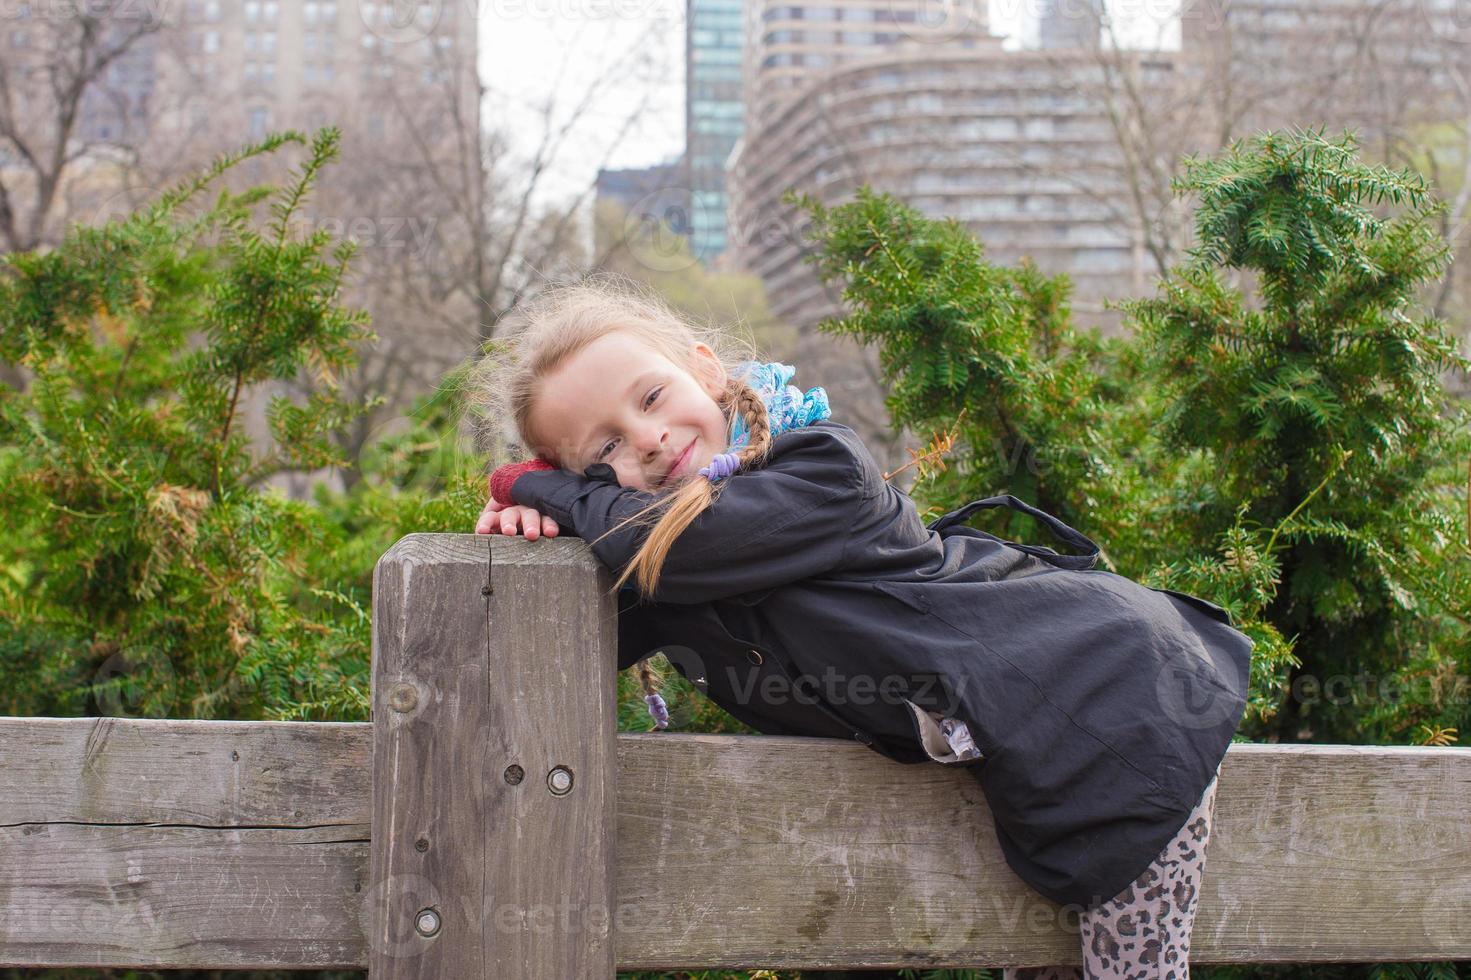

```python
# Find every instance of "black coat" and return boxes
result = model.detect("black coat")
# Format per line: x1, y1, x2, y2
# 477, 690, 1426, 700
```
509, 419, 1253, 910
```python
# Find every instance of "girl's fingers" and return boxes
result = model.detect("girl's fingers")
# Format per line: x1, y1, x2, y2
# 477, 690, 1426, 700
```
474, 502, 500, 534
472, 502, 557, 539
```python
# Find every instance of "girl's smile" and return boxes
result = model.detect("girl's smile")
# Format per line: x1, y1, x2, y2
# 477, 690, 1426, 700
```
659, 438, 695, 487
526, 331, 731, 492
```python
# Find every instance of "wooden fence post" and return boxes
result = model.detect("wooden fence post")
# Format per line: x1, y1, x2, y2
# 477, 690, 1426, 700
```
369, 534, 620, 978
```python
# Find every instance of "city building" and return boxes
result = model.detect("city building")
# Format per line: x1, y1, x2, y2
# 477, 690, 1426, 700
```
741, 0, 993, 128
596, 160, 687, 224
686, 0, 744, 263
728, 42, 1158, 334
1037, 0, 1106, 49
68, 0, 480, 153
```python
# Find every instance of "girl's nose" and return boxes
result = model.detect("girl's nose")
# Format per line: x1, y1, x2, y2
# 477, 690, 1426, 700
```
637, 427, 668, 460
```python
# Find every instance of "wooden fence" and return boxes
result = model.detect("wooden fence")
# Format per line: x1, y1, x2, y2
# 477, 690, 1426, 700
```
2, 532, 1468, 975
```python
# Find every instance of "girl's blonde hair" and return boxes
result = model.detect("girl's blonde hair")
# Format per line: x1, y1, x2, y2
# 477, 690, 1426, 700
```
468, 272, 777, 715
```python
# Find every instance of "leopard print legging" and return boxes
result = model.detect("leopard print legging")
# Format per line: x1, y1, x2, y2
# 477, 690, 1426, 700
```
1004, 762, 1221, 980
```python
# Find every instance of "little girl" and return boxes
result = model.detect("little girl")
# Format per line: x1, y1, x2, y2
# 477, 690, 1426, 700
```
471, 275, 1252, 979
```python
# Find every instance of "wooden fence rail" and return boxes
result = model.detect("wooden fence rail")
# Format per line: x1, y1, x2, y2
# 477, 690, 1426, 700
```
1, 532, 1468, 974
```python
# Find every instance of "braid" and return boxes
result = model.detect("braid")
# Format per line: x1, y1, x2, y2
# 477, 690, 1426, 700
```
638, 659, 658, 696
599, 378, 775, 729
637, 658, 667, 730
730, 379, 773, 470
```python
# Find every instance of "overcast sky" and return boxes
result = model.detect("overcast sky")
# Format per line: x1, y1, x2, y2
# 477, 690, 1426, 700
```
476, 0, 688, 212
475, 0, 1176, 213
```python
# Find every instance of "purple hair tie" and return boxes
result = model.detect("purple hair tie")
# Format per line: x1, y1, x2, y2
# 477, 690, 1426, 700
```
645, 692, 669, 730
698, 452, 740, 481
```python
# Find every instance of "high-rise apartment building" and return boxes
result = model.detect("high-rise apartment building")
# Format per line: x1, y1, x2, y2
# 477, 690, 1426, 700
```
1177, 0, 1465, 133
729, 0, 1471, 334
1037, 0, 1105, 49
689, 0, 993, 272
6, 0, 485, 500
741, 0, 993, 128
729, 42, 1152, 334
66, 0, 479, 152
597, 161, 686, 221
686, 0, 744, 263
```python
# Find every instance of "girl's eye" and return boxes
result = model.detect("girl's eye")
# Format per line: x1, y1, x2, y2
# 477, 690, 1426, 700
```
595, 386, 662, 461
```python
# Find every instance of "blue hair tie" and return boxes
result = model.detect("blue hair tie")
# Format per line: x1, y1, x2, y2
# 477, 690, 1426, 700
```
698, 452, 741, 482
645, 692, 669, 730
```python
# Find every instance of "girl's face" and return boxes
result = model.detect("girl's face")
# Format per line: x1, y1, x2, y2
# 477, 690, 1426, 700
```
527, 331, 732, 492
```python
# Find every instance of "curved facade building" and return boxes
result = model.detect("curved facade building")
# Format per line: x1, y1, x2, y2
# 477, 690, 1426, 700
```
743, 1, 993, 130
729, 41, 1167, 334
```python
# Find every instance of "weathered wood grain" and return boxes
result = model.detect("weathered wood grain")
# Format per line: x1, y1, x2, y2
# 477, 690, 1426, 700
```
369, 533, 619, 978
613, 737, 1471, 970
4, 722, 1466, 970
0, 715, 371, 969
1, 535, 1467, 972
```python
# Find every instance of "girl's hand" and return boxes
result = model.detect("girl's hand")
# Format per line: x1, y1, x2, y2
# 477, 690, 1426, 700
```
474, 497, 559, 540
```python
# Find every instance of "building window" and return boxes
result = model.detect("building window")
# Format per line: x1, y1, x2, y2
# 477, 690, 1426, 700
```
248, 105, 269, 138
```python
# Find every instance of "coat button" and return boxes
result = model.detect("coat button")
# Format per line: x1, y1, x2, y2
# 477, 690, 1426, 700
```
746, 649, 763, 665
